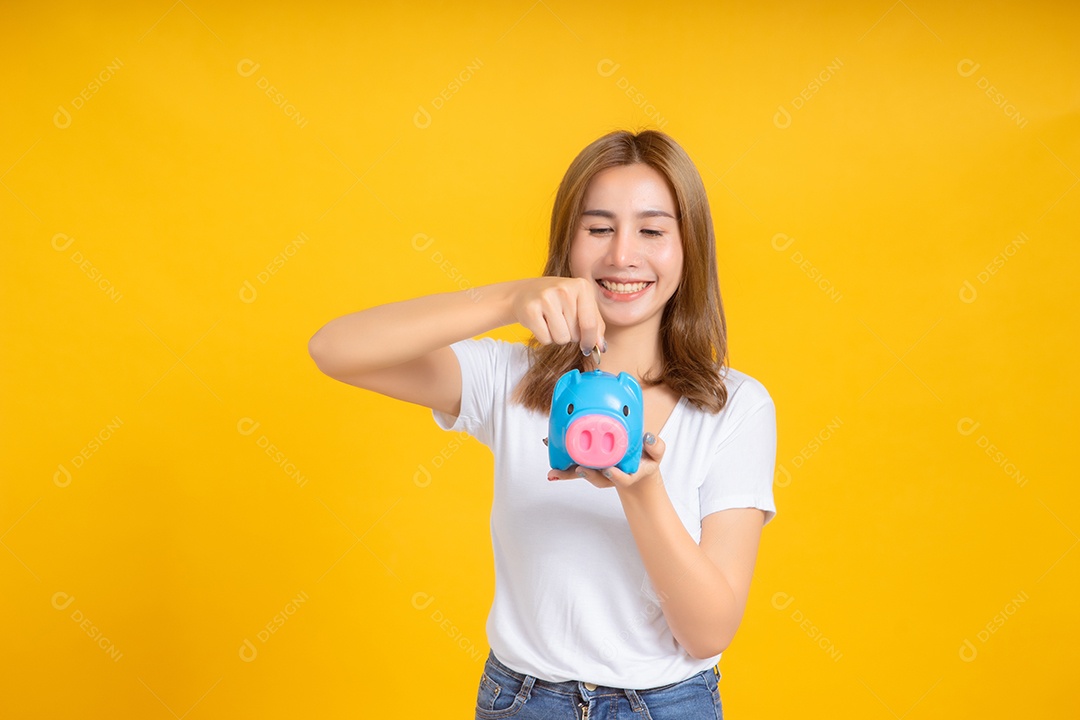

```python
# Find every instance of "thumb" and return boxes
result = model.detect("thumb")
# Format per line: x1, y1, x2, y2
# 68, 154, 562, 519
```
642, 432, 665, 461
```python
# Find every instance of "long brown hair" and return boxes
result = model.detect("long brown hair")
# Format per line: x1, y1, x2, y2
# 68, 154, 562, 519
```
511, 129, 730, 414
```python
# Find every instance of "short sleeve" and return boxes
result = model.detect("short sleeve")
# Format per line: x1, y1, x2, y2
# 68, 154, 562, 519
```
431, 337, 500, 446
699, 394, 778, 525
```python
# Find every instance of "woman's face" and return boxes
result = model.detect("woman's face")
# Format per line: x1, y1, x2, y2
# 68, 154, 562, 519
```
569, 163, 684, 334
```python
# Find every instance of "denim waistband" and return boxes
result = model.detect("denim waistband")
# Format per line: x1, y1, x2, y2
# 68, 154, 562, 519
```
484, 649, 718, 697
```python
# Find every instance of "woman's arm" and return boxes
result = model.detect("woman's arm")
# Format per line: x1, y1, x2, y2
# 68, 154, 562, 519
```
308, 281, 515, 417
620, 481, 764, 659
309, 281, 518, 378
307, 277, 604, 416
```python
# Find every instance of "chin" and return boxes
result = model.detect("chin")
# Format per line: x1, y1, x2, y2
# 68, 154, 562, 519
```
601, 309, 662, 328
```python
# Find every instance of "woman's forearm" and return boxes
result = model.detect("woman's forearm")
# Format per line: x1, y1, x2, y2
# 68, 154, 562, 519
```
617, 478, 739, 659
308, 279, 525, 376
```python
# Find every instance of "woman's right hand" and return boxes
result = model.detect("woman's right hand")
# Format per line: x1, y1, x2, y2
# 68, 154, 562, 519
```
510, 277, 606, 355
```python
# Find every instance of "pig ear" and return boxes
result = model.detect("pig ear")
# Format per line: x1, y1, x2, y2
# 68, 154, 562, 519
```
617, 372, 644, 405
553, 369, 580, 399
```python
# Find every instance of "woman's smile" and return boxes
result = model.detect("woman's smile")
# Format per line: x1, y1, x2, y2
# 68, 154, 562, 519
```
596, 278, 655, 301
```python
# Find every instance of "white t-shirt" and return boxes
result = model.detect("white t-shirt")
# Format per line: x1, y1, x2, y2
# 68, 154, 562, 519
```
432, 337, 777, 689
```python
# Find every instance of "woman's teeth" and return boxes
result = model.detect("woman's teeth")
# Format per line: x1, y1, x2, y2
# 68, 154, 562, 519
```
599, 280, 651, 294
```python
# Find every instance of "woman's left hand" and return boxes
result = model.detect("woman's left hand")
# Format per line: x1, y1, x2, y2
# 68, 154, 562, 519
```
547, 432, 666, 490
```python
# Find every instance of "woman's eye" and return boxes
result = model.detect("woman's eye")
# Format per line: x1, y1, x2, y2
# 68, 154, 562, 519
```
587, 228, 663, 237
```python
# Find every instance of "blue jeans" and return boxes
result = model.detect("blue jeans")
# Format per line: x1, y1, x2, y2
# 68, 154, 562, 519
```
475, 650, 723, 719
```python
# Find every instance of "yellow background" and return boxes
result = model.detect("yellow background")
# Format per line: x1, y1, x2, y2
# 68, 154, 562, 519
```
3, 1, 1077, 717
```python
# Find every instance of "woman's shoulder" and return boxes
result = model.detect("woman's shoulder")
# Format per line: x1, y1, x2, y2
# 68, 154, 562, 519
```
720, 366, 773, 408
679, 365, 773, 422
675, 367, 774, 448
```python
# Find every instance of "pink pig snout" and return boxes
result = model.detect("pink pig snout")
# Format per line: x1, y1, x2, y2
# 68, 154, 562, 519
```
565, 415, 629, 468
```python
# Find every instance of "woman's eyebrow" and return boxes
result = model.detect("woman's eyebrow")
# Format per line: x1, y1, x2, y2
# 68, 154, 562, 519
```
581, 209, 677, 219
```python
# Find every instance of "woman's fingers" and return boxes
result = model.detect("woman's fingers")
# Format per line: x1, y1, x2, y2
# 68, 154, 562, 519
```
549, 433, 664, 489
517, 284, 569, 344
547, 466, 579, 481
513, 277, 604, 351
544, 285, 577, 345
575, 279, 605, 355
641, 432, 665, 462
548, 464, 615, 489
519, 302, 552, 344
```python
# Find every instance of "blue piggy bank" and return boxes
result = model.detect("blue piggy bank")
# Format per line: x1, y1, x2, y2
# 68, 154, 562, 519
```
547, 368, 644, 474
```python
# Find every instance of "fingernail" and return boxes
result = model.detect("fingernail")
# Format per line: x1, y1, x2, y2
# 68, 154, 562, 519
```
645, 433, 656, 445
582, 347, 591, 356
601, 340, 608, 353
547, 473, 558, 481
576, 468, 586, 478
601, 469, 612, 479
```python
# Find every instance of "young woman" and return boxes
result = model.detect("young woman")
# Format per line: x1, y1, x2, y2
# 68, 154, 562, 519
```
308, 129, 777, 719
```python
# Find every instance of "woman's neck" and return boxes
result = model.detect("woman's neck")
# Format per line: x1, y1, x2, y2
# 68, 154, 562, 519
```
596, 321, 664, 382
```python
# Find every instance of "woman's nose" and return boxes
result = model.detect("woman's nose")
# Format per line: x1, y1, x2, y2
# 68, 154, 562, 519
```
606, 229, 641, 267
